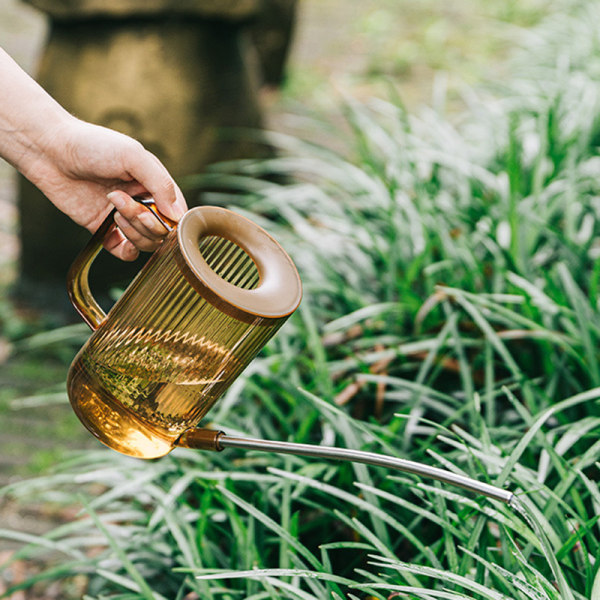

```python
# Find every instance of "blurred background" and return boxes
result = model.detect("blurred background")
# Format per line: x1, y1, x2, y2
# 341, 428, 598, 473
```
0, 0, 548, 307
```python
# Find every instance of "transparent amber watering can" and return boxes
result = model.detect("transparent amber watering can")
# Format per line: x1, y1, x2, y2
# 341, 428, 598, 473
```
67, 199, 513, 505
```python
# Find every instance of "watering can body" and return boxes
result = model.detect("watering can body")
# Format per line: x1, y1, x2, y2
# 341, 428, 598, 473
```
64, 202, 515, 505
67, 204, 302, 459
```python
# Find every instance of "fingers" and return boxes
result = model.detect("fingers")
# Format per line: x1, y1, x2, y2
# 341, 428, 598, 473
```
122, 143, 187, 222
107, 190, 169, 253
102, 227, 140, 262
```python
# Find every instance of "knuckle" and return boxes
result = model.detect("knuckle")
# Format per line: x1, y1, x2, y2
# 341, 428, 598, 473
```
135, 238, 161, 253
155, 177, 176, 200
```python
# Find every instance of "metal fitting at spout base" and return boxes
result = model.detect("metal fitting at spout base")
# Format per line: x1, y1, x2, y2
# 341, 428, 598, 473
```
177, 428, 225, 452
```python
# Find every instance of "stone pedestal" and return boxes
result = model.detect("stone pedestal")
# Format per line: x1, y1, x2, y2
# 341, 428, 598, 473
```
18, 1, 274, 310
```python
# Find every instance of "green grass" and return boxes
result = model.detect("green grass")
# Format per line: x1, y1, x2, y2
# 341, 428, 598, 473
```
0, 322, 93, 478
4, 1, 600, 598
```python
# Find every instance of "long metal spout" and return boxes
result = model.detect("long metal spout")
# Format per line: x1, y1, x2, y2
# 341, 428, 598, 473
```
177, 429, 513, 504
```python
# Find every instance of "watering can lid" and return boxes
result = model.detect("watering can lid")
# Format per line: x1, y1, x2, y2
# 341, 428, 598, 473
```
177, 206, 302, 320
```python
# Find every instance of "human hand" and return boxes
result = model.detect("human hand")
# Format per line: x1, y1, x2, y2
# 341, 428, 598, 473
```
25, 117, 188, 261
0, 47, 187, 260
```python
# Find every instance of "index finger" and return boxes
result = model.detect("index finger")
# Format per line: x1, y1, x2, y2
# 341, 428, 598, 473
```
122, 143, 187, 222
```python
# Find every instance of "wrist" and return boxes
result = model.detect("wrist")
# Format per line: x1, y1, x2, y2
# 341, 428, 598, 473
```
3, 106, 75, 187
0, 48, 73, 179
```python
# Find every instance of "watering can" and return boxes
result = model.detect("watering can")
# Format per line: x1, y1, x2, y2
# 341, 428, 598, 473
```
67, 198, 513, 505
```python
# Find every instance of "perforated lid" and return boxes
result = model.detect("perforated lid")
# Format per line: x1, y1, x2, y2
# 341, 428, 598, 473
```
177, 206, 302, 319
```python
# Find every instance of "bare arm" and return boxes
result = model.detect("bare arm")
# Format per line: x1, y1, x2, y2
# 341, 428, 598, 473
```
0, 47, 187, 260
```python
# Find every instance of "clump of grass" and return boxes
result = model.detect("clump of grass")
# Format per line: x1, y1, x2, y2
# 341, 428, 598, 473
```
4, 1, 600, 598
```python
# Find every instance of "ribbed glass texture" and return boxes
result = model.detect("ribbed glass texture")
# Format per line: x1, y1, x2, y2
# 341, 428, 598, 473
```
68, 231, 285, 458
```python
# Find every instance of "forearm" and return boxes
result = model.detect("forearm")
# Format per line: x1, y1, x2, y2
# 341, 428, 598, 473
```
0, 47, 73, 179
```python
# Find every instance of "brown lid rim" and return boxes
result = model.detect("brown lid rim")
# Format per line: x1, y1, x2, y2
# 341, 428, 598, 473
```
177, 206, 302, 319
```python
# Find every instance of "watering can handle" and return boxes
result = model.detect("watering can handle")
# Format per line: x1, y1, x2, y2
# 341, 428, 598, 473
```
66, 196, 176, 330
